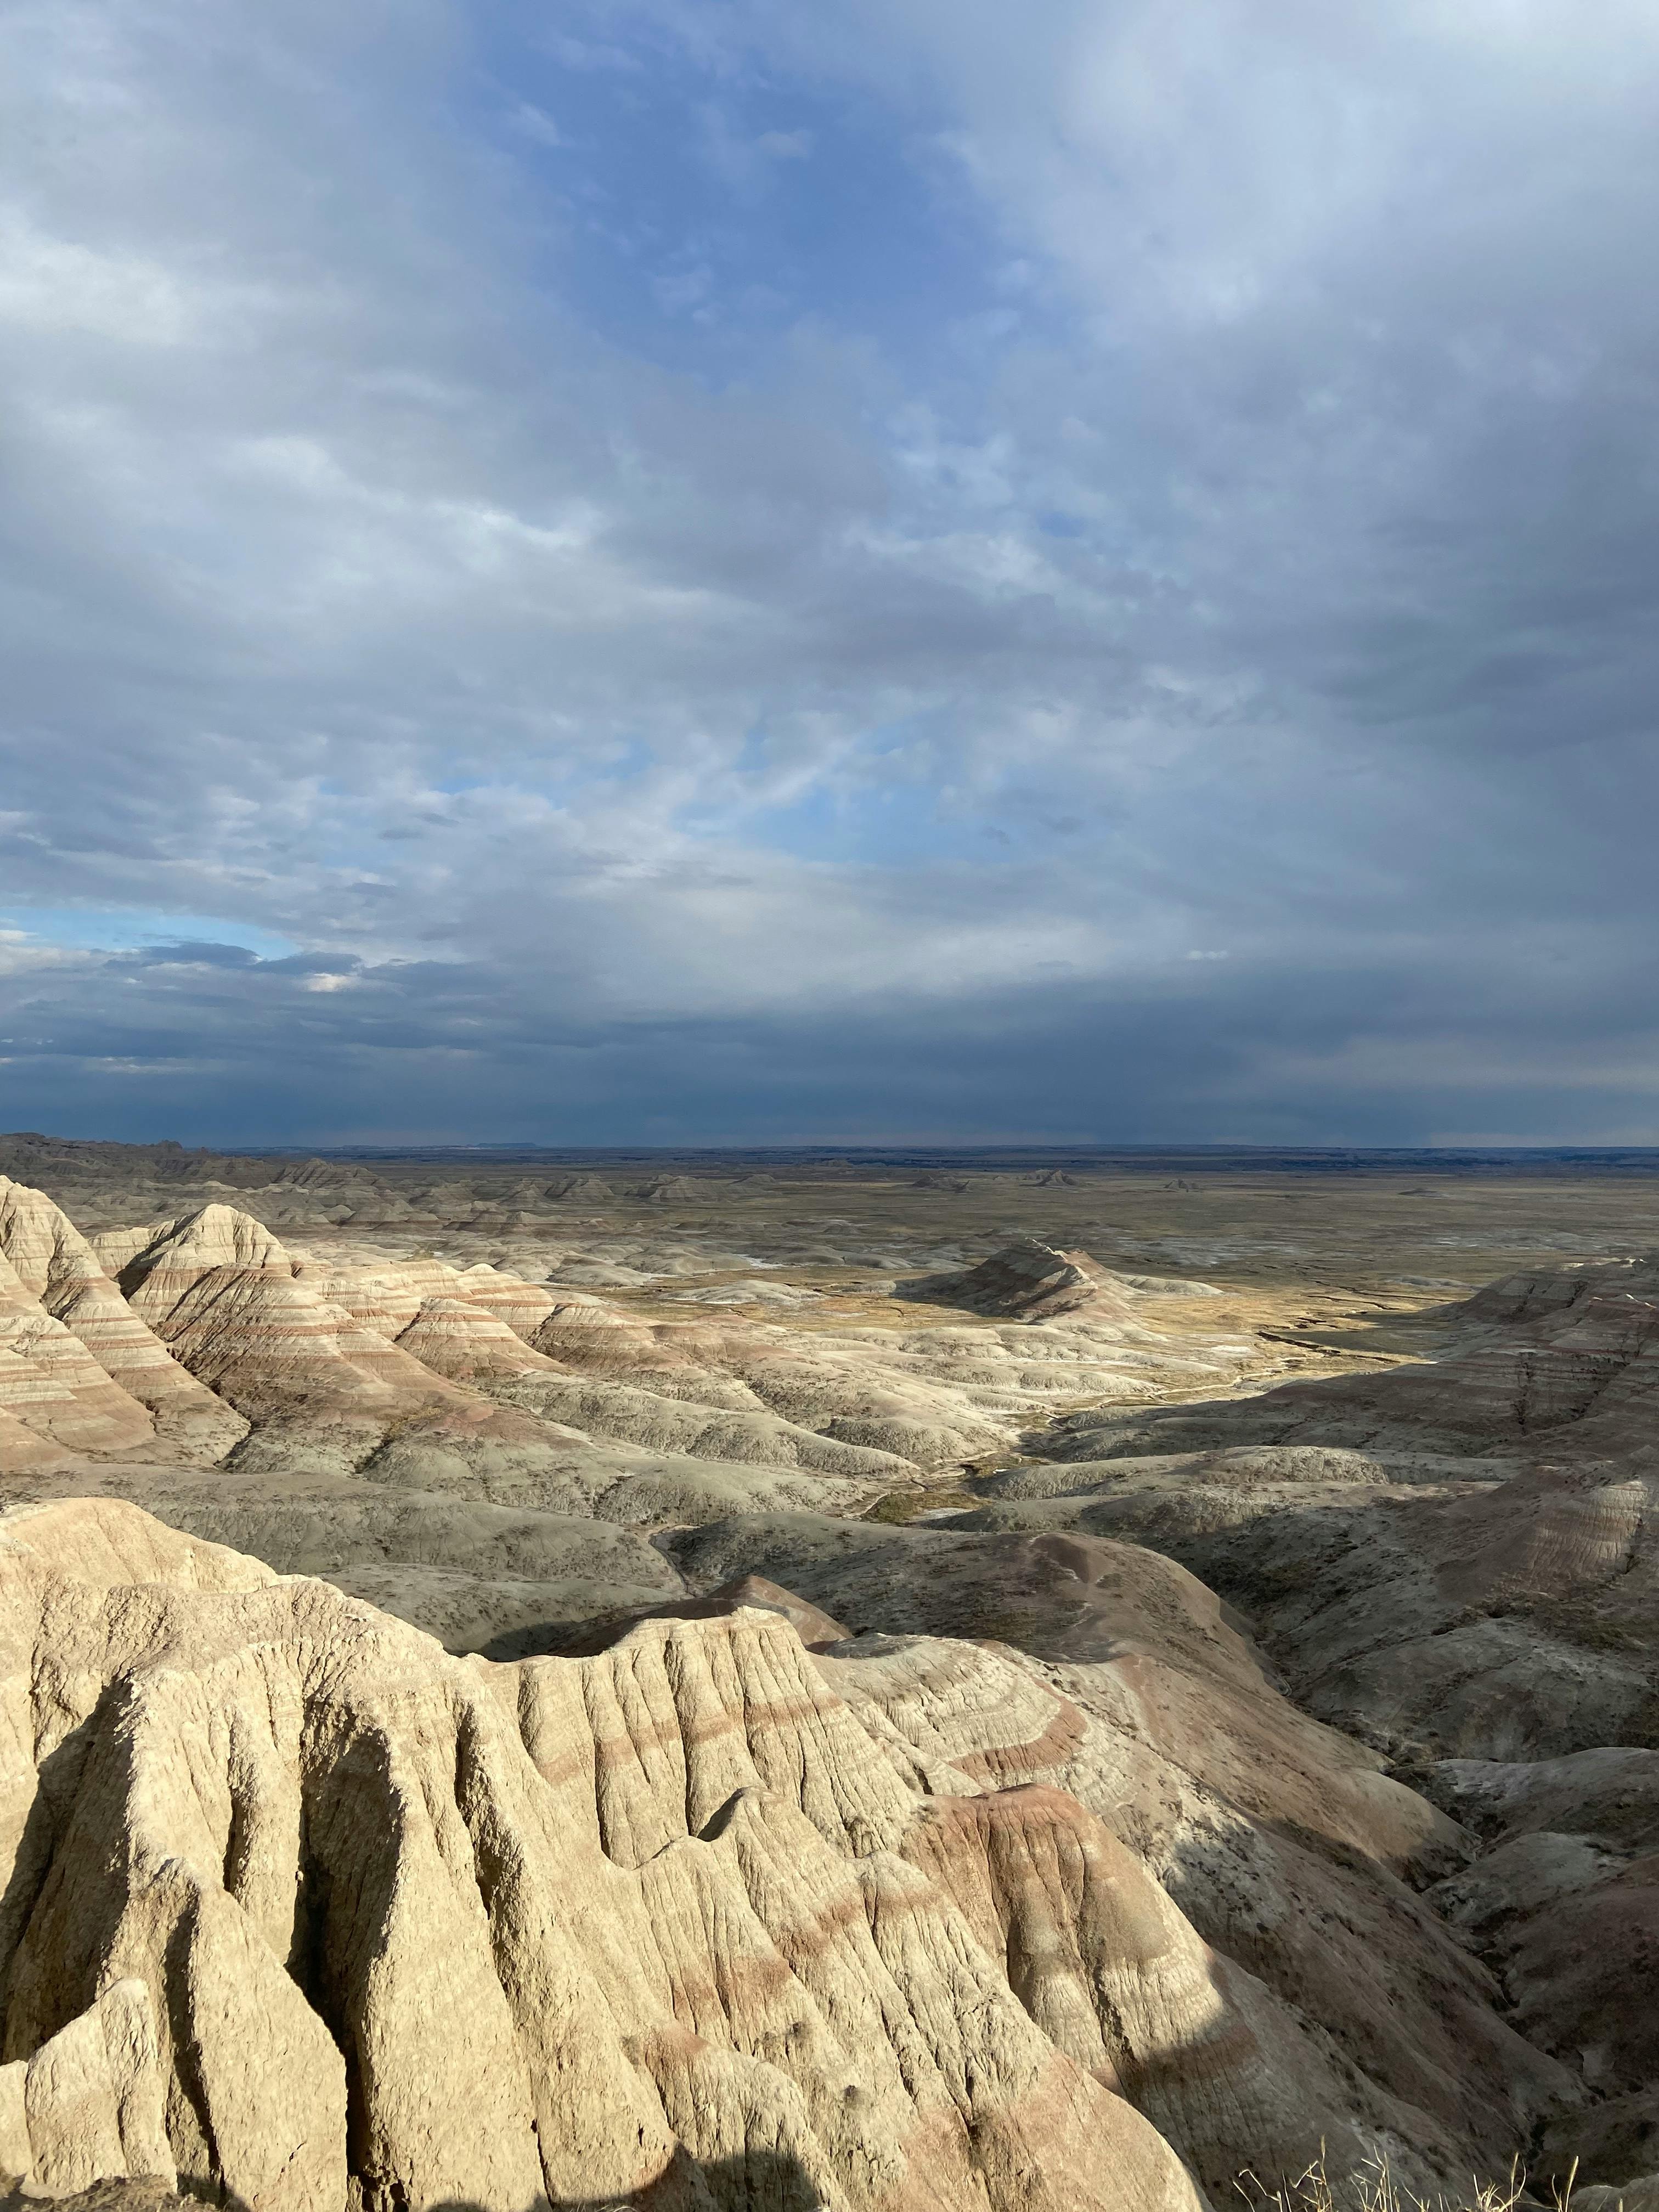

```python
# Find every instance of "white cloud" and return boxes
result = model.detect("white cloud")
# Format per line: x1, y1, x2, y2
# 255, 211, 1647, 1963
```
0, 0, 1656, 1137
0, 208, 201, 343
509, 100, 566, 146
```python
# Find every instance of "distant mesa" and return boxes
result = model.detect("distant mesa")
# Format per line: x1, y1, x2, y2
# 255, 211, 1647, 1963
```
1022, 1168, 1080, 1186
907, 1238, 1138, 1321
0, 1131, 396, 1199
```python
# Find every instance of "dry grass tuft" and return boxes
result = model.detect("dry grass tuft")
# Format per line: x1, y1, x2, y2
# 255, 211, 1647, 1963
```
1237, 2148, 1585, 2212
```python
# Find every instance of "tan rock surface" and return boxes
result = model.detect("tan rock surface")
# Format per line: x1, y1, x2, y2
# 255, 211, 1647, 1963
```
0, 1458, 692, 1661
0, 1496, 1268, 2212
664, 1516, 1573, 2175
0, 1183, 245, 1462
919, 1251, 1659, 2207
0, 1254, 155, 1460
96, 1207, 606, 1483
393, 1295, 563, 1380
0, 1984, 174, 2199
287, 1252, 469, 1336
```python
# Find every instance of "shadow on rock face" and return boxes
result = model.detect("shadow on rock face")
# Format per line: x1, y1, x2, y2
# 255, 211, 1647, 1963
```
436, 2158, 832, 2209
0, 2152, 837, 2211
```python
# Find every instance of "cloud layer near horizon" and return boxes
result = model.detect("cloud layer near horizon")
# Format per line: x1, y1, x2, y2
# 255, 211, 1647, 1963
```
3, 0, 1658, 1143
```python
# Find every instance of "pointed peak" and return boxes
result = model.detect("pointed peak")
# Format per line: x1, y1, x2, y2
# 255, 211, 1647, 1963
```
133, 1202, 292, 1266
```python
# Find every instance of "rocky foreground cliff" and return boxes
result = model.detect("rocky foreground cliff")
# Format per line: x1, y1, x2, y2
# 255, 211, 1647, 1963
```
0, 1497, 1564, 2212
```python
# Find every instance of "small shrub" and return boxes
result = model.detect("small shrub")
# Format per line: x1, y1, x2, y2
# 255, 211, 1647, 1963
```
861, 1488, 977, 1525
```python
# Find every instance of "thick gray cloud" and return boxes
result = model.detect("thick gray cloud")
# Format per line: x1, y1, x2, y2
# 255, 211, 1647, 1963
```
2, 0, 1657, 1142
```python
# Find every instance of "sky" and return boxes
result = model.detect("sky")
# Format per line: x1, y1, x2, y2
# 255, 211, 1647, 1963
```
2, 0, 1658, 1147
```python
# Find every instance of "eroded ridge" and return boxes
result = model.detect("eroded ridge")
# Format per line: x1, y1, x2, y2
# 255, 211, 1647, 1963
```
0, 1497, 1540, 2212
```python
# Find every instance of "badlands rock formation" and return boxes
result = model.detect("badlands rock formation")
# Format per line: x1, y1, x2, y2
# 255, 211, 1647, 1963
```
0, 1496, 1441, 2212
906, 1238, 1143, 1322
0, 1183, 245, 1462
935, 1249, 1659, 2206
0, 1183, 1261, 1654
10, 1149, 1659, 2208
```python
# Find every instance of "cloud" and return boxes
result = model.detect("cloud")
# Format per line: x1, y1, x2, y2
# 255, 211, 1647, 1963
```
507, 99, 566, 146
0, 0, 1656, 1138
